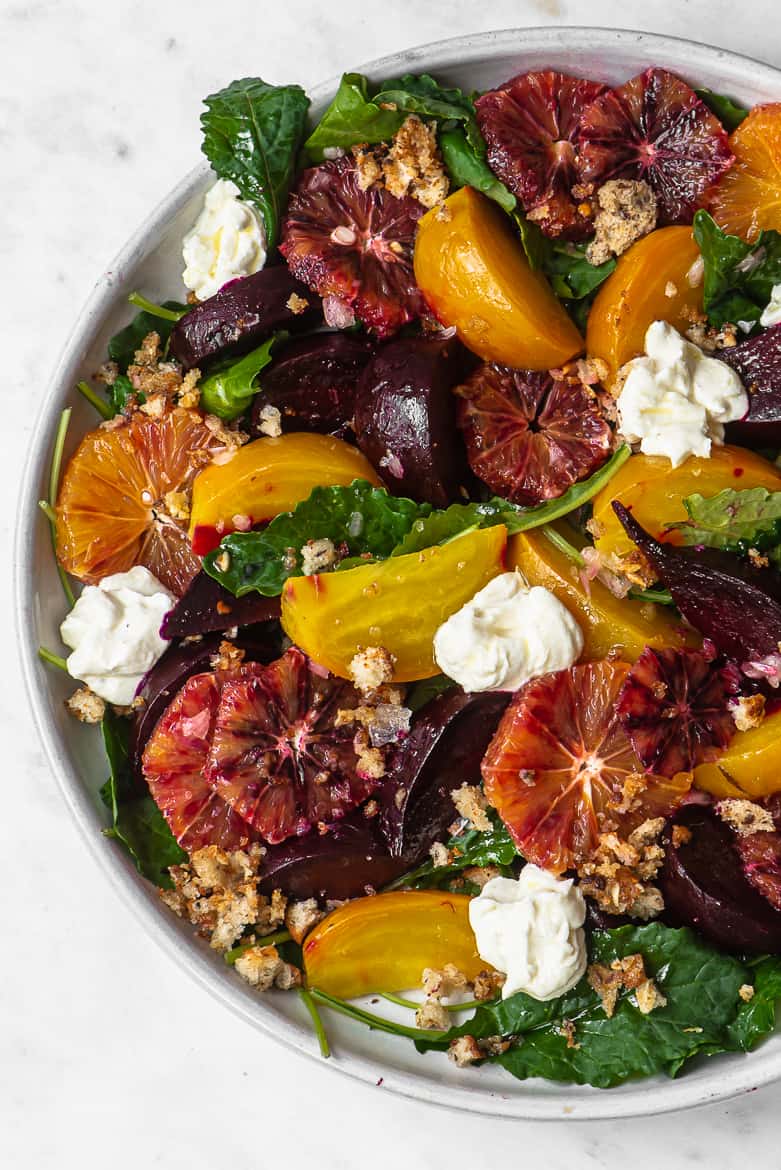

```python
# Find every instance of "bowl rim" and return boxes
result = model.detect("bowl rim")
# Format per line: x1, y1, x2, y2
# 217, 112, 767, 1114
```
15, 24, 781, 1121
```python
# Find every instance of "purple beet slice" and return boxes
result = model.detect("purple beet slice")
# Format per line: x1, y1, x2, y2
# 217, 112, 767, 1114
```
613, 501, 781, 666
161, 569, 280, 639
660, 804, 781, 953
353, 335, 473, 507
259, 810, 408, 899
721, 324, 781, 446
249, 332, 374, 438
169, 266, 321, 369
380, 690, 511, 861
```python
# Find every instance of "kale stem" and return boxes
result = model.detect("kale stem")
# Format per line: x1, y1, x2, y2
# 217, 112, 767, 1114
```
38, 500, 57, 524
379, 991, 420, 1010
379, 991, 492, 1014
76, 380, 112, 420
298, 989, 331, 1058
309, 988, 448, 1042
224, 929, 292, 965
540, 524, 586, 567
629, 586, 674, 606
128, 292, 187, 322
45, 408, 75, 608
38, 647, 68, 671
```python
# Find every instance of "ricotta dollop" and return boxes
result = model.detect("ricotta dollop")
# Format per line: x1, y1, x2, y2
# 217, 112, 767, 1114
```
182, 178, 267, 300
60, 566, 174, 705
433, 571, 583, 693
469, 868, 587, 1001
616, 320, 748, 467
760, 283, 781, 328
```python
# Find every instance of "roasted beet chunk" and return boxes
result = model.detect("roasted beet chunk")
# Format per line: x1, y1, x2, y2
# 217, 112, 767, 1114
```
721, 324, 781, 447
660, 804, 781, 953
380, 689, 510, 862
249, 332, 374, 438
169, 267, 320, 369
353, 335, 472, 507
613, 500, 781, 669
160, 570, 281, 639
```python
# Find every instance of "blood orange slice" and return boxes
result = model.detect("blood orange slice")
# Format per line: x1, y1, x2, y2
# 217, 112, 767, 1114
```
142, 670, 261, 852
56, 407, 224, 595
455, 363, 612, 504
206, 648, 380, 845
475, 70, 606, 239
482, 661, 691, 873
579, 68, 734, 225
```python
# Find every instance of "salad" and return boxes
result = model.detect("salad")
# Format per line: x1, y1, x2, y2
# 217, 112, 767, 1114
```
38, 60, 781, 1090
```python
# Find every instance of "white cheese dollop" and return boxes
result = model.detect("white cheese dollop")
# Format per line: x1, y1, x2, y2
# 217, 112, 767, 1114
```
616, 320, 748, 468
433, 571, 583, 693
60, 567, 175, 705
760, 283, 781, 328
182, 178, 267, 300
469, 868, 587, 1001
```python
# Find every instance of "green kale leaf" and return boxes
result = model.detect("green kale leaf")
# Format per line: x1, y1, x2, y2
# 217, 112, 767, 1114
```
695, 88, 750, 131
385, 811, 519, 892
723, 956, 781, 1051
99, 709, 185, 887
198, 333, 285, 421
693, 209, 781, 329
108, 301, 188, 373
418, 923, 761, 1088
439, 128, 516, 214
201, 77, 310, 249
304, 71, 481, 162
669, 487, 781, 564
405, 673, 457, 712
203, 479, 426, 597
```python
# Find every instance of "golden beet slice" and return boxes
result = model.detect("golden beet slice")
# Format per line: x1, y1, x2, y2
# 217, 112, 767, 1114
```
413, 186, 583, 370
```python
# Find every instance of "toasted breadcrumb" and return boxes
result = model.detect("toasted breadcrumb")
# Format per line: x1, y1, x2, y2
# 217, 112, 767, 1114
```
163, 489, 190, 521
66, 686, 106, 724
730, 693, 766, 732
256, 403, 283, 438
451, 784, 492, 833
177, 368, 201, 410
210, 639, 245, 673
285, 898, 325, 944
234, 944, 301, 992
588, 953, 656, 1018
578, 819, 666, 919
416, 998, 450, 1030
739, 983, 755, 1002
95, 360, 119, 386
473, 970, 506, 1001
672, 824, 693, 849
286, 292, 310, 315
448, 1035, 483, 1067
635, 977, 667, 1015
463, 865, 503, 889
429, 841, 453, 868
559, 1020, 580, 1049
353, 145, 383, 190
300, 537, 337, 576
716, 799, 776, 837
585, 180, 657, 266
348, 646, 395, 694
162, 844, 284, 953
422, 964, 469, 1001
479, 1035, 512, 1057
352, 727, 386, 780
352, 116, 448, 209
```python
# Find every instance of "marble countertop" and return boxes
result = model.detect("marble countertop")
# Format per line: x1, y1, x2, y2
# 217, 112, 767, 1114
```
5, 1, 781, 1165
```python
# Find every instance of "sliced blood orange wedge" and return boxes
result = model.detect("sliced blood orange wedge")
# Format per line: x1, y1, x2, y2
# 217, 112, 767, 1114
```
56, 407, 224, 595
482, 660, 691, 874
206, 648, 377, 845
142, 669, 262, 852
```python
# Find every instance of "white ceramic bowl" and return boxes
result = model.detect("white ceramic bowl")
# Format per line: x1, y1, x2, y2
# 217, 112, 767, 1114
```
16, 26, 781, 1120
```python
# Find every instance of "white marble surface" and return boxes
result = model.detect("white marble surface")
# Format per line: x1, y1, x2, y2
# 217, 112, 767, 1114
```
4, 1, 781, 1164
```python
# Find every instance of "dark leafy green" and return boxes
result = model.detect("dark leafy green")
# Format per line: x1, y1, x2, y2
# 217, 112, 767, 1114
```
723, 956, 781, 1051
108, 301, 188, 372
693, 210, 781, 329
385, 811, 519, 892
304, 71, 481, 162
99, 709, 185, 886
439, 128, 516, 214
203, 479, 425, 597
198, 333, 285, 421
391, 446, 632, 556
106, 373, 136, 415
695, 88, 750, 131
515, 216, 615, 330
201, 77, 310, 249
418, 924, 761, 1087
205, 447, 631, 597
670, 487, 781, 565
405, 673, 456, 712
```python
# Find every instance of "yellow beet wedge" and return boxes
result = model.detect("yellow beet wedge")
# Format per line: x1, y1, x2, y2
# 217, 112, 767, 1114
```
586, 226, 703, 385
413, 187, 583, 370
303, 891, 487, 999
509, 523, 698, 662
189, 432, 381, 554
694, 710, 781, 800
281, 524, 507, 681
